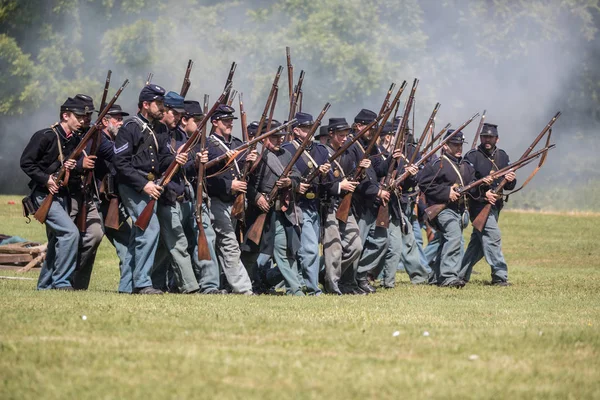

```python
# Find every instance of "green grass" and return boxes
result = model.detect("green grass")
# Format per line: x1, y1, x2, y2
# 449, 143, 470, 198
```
0, 195, 598, 399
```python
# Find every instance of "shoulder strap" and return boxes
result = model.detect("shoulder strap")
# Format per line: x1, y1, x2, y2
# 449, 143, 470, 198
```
209, 135, 241, 175
442, 155, 464, 187
264, 151, 285, 177
49, 124, 64, 166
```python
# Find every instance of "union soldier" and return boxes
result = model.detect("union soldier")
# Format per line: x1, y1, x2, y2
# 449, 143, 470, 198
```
460, 123, 516, 286
314, 125, 330, 146
320, 118, 362, 295
152, 92, 202, 294
113, 84, 188, 294
20, 96, 86, 290
61, 94, 104, 290
351, 109, 391, 294
205, 104, 257, 294
281, 112, 331, 295
418, 129, 476, 288
246, 124, 304, 295
91, 104, 133, 293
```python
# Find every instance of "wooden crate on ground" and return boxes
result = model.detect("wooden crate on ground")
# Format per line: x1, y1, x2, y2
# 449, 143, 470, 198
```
0, 242, 46, 272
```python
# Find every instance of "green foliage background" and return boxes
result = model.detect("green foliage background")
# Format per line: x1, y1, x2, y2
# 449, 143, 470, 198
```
1, 0, 599, 209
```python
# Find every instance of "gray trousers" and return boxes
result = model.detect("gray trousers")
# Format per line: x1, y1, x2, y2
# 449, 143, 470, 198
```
69, 195, 104, 290
210, 198, 252, 293
378, 213, 429, 287
322, 203, 362, 293
431, 209, 464, 286
460, 207, 508, 283
155, 202, 201, 293
355, 207, 389, 282
273, 212, 304, 296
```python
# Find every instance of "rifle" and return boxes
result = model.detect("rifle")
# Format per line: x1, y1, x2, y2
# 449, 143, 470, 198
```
75, 69, 113, 231
180, 59, 193, 97
100, 70, 112, 113
285, 70, 305, 141
231, 67, 283, 220
335, 100, 399, 223
227, 90, 238, 107
422, 123, 451, 154
471, 110, 486, 150
134, 85, 231, 231
205, 120, 296, 171
298, 89, 303, 113
421, 112, 480, 159
223, 62, 237, 103
286, 46, 293, 104
145, 72, 153, 86
379, 83, 396, 117
391, 120, 464, 188
303, 114, 386, 185
245, 112, 317, 245
424, 144, 555, 221
34, 79, 129, 224
471, 111, 561, 231
195, 109, 211, 261
230, 93, 250, 221
266, 86, 279, 132
375, 101, 439, 228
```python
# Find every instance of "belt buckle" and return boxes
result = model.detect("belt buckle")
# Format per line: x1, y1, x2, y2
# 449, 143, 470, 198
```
305, 192, 316, 200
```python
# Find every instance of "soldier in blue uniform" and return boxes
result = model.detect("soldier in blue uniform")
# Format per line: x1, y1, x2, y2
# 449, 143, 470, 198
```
418, 130, 477, 288
351, 109, 391, 294
205, 104, 257, 294
113, 84, 188, 295
153, 92, 204, 294
320, 118, 362, 295
281, 112, 331, 295
246, 125, 304, 295
91, 104, 134, 293
20, 96, 87, 290
460, 123, 516, 286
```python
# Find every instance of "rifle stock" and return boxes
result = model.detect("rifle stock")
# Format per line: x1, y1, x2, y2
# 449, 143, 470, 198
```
245, 104, 326, 245
104, 197, 120, 230
231, 93, 249, 221
195, 102, 211, 260
34, 79, 129, 224
471, 112, 561, 231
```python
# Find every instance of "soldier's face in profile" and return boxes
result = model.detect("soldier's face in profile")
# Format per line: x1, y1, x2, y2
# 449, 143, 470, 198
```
63, 112, 83, 132
445, 142, 463, 158
266, 135, 283, 151
480, 135, 498, 151
214, 118, 233, 136
331, 129, 349, 148
294, 126, 310, 140
104, 115, 123, 137
146, 100, 164, 120
162, 108, 180, 129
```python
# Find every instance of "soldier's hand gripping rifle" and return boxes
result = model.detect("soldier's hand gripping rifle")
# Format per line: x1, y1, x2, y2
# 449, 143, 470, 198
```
334, 104, 398, 223
231, 66, 283, 220
424, 144, 556, 221
303, 115, 386, 186
471, 111, 561, 232
134, 85, 231, 231
180, 59, 193, 97
34, 79, 129, 224
375, 99, 439, 229
195, 109, 211, 261
245, 117, 315, 246
368, 79, 417, 227
471, 109, 486, 150
75, 70, 112, 231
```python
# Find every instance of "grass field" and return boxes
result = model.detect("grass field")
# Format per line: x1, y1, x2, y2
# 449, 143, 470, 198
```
0, 195, 598, 399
